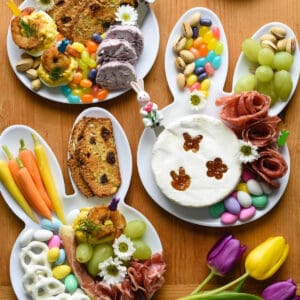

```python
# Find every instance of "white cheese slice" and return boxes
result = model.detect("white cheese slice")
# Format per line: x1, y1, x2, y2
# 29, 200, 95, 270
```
151, 114, 242, 207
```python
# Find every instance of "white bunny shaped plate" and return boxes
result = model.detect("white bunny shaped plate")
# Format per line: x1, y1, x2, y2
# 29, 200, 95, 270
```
137, 7, 294, 227
0, 107, 164, 299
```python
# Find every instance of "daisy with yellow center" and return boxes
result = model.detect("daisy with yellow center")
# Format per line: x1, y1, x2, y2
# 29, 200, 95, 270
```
189, 90, 208, 111
33, 0, 55, 11
238, 140, 259, 163
115, 5, 138, 26
113, 234, 135, 261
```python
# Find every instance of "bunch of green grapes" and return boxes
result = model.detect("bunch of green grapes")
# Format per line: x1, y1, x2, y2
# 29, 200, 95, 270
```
234, 38, 294, 105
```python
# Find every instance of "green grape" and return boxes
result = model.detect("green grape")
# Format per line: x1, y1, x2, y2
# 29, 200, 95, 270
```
234, 73, 257, 93
124, 220, 147, 239
274, 70, 293, 101
272, 51, 294, 71
132, 240, 152, 260
76, 242, 93, 263
86, 243, 113, 276
255, 65, 274, 82
258, 48, 274, 66
242, 38, 261, 63
256, 81, 278, 106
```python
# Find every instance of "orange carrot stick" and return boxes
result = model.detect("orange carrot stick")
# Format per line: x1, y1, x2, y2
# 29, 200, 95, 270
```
16, 158, 52, 220
19, 139, 54, 211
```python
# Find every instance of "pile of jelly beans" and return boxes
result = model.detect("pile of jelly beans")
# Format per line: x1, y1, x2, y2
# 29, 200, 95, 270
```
174, 12, 224, 97
60, 33, 109, 104
209, 168, 271, 225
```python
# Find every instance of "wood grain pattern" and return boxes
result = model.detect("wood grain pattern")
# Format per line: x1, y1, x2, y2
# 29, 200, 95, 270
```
1, 0, 300, 299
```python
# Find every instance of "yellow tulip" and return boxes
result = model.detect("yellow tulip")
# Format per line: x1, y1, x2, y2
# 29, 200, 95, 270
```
245, 236, 289, 280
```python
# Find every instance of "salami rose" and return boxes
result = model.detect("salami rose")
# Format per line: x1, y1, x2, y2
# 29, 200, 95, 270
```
216, 91, 271, 129
242, 116, 281, 148
248, 148, 288, 188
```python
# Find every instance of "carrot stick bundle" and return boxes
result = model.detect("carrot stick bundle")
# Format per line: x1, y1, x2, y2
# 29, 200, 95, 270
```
19, 139, 54, 211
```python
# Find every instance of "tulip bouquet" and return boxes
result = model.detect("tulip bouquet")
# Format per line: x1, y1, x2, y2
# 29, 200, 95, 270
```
178, 235, 299, 300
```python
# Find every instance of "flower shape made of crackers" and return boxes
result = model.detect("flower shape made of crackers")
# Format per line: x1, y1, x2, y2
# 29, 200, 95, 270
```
206, 158, 228, 180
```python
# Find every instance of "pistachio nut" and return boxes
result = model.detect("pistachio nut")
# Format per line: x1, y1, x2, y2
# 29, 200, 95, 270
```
25, 69, 38, 80
174, 56, 186, 72
179, 49, 195, 63
286, 37, 296, 54
177, 73, 186, 89
270, 26, 287, 40
173, 36, 187, 53
261, 40, 277, 52
182, 22, 193, 38
184, 62, 195, 76
31, 79, 42, 91
259, 33, 277, 44
276, 38, 287, 51
188, 12, 201, 26
16, 58, 34, 72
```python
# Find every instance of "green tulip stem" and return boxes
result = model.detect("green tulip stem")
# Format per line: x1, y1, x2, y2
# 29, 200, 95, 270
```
191, 270, 215, 295
177, 273, 249, 300
233, 275, 248, 292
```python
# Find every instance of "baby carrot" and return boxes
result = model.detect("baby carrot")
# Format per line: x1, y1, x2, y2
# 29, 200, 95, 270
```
32, 134, 66, 224
19, 139, 54, 211
16, 158, 52, 220
0, 160, 37, 223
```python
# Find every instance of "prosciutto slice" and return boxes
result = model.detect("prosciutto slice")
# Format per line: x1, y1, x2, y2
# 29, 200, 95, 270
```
242, 116, 281, 148
248, 148, 288, 188
216, 91, 271, 129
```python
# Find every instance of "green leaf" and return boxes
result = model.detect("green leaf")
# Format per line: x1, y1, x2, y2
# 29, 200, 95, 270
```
49, 67, 64, 81
19, 19, 37, 38
182, 292, 263, 300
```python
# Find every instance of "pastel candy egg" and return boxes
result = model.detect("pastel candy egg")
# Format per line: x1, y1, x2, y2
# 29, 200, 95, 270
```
236, 182, 249, 193
48, 235, 61, 249
212, 55, 222, 69
20, 229, 34, 248
259, 181, 273, 195
241, 169, 256, 182
52, 265, 71, 280
209, 201, 225, 218
224, 196, 241, 215
221, 212, 238, 225
55, 249, 66, 266
237, 191, 252, 208
247, 179, 263, 195
252, 194, 268, 209
64, 273, 78, 293
48, 247, 60, 263
41, 217, 62, 232
33, 229, 53, 242
239, 206, 256, 221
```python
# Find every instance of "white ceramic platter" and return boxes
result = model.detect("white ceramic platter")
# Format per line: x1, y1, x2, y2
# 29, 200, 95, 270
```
137, 7, 291, 227
6, 0, 160, 104
0, 107, 162, 299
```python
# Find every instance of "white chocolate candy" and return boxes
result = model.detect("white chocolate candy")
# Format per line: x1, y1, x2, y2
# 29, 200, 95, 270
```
30, 276, 65, 299
20, 229, 34, 248
33, 229, 53, 242
47, 289, 90, 300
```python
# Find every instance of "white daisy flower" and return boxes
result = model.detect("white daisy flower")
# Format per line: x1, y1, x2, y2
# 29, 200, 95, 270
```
189, 90, 208, 111
113, 234, 135, 261
33, 0, 55, 11
238, 140, 259, 163
115, 5, 138, 26
98, 257, 127, 286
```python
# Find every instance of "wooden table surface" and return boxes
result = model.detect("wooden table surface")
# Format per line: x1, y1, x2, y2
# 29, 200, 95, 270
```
1, 0, 300, 299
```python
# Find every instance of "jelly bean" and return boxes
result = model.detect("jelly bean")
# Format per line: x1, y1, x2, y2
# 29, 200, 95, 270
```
203, 30, 213, 44
212, 26, 220, 39
198, 26, 209, 37
231, 191, 237, 198
200, 90, 209, 98
86, 40, 98, 53
48, 235, 61, 249
71, 42, 85, 52
189, 82, 200, 92
33, 229, 53, 242
200, 18, 212, 27
55, 248, 66, 265
72, 88, 84, 97
64, 273, 78, 293
221, 211, 238, 225
259, 181, 272, 195
48, 247, 60, 263
194, 66, 205, 75
206, 50, 216, 63
78, 59, 88, 71
81, 87, 91, 95
199, 43, 208, 57
81, 94, 94, 103
40, 217, 62, 232
237, 191, 252, 208
192, 26, 199, 38
91, 33, 102, 44
200, 78, 210, 90
193, 37, 203, 49
246, 179, 263, 196
214, 42, 224, 55
195, 57, 207, 68
92, 84, 100, 97
198, 72, 208, 83
208, 38, 218, 50
52, 265, 71, 280
67, 94, 81, 104
236, 182, 249, 193
212, 55, 222, 69
82, 69, 89, 79
241, 168, 256, 182
88, 58, 97, 68
96, 89, 109, 100
186, 74, 198, 86
185, 38, 194, 49
224, 196, 241, 215
209, 201, 225, 218
80, 79, 93, 88
189, 47, 201, 58
81, 50, 90, 64
20, 229, 34, 248
60, 85, 72, 96
204, 62, 214, 76
72, 72, 83, 84
239, 206, 256, 221
252, 194, 268, 209
277, 130, 289, 147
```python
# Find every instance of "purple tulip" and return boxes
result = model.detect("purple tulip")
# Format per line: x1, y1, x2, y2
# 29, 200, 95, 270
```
262, 278, 297, 300
207, 234, 246, 276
